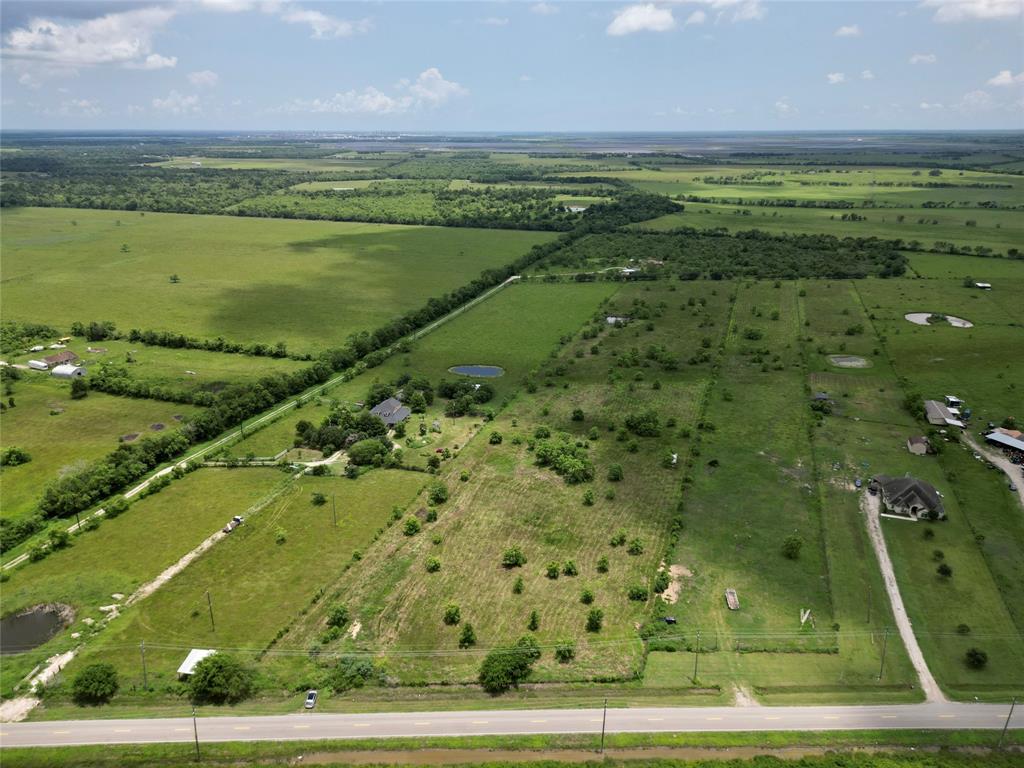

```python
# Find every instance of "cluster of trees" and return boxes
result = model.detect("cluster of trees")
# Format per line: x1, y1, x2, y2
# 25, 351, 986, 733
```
437, 378, 495, 417
533, 433, 595, 484
547, 229, 907, 279
295, 407, 389, 457
0, 320, 58, 355
125, 328, 295, 359
232, 183, 584, 231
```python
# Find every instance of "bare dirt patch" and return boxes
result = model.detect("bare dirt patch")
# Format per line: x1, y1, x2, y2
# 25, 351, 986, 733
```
827, 354, 870, 368
120, 433, 139, 443
149, 423, 165, 431
904, 312, 973, 328
659, 562, 691, 604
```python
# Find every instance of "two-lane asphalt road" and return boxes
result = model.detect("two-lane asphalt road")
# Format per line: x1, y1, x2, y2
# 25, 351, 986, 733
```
2, 702, 1021, 748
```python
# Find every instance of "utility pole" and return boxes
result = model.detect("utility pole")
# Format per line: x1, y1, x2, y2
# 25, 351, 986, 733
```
140, 641, 148, 689
75, 512, 81, 531
692, 630, 701, 683
206, 590, 215, 632
878, 628, 889, 680
998, 696, 1017, 750
599, 697, 607, 753
192, 705, 201, 761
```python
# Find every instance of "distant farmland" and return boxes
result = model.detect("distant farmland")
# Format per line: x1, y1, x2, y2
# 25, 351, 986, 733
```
1, 208, 555, 352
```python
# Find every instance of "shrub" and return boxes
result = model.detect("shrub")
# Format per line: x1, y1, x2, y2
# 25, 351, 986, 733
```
933, 549, 945, 561
571, 408, 585, 422
582, 489, 594, 506
534, 426, 551, 439
425, 556, 441, 573
624, 410, 660, 437
326, 604, 349, 628
956, 624, 971, 635
628, 584, 649, 601
937, 563, 953, 578
274, 527, 287, 545
104, 498, 129, 519
0, 447, 31, 467
610, 531, 627, 547
596, 556, 609, 573
460, 471, 470, 482
459, 623, 477, 648
512, 576, 524, 594
311, 492, 327, 506
489, 431, 503, 445
528, 610, 540, 631
403, 517, 422, 536
562, 560, 579, 577
443, 604, 461, 625
330, 656, 375, 692
47, 527, 71, 550
545, 561, 560, 579
347, 438, 389, 466
580, 588, 595, 604
428, 482, 449, 505
502, 546, 527, 568
627, 538, 644, 555
965, 647, 988, 669
478, 636, 541, 694
188, 654, 255, 705
72, 663, 119, 705
607, 464, 624, 482
653, 571, 671, 593
554, 641, 576, 663
586, 608, 604, 632
781, 535, 803, 560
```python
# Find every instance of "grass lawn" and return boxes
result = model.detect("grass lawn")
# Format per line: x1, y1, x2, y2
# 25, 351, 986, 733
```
0, 376, 201, 522
224, 397, 334, 459
63, 471, 426, 694
908, 252, 1024, 280
1, 208, 555, 353
0, 468, 287, 698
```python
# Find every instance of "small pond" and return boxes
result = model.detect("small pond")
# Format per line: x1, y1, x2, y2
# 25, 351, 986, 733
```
0, 605, 72, 655
448, 364, 505, 378
904, 312, 973, 328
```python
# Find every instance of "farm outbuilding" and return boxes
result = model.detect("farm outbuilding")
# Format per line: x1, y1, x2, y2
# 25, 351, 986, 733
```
51, 364, 86, 379
906, 436, 930, 456
177, 648, 216, 678
985, 431, 1024, 453
43, 350, 78, 367
27, 360, 49, 371
924, 400, 964, 428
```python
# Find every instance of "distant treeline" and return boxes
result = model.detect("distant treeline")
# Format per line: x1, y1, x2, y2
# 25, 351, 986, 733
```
678, 194, 1022, 211
546, 228, 908, 280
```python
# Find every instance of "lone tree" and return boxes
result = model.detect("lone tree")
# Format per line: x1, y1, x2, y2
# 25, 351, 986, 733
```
459, 623, 477, 649
502, 546, 527, 568
937, 563, 953, 579
72, 663, 119, 705
188, 654, 255, 705
782, 535, 804, 560
478, 636, 541, 694
965, 647, 988, 670
70, 378, 88, 400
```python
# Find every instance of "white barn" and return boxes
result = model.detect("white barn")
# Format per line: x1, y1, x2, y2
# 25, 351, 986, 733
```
51, 364, 86, 379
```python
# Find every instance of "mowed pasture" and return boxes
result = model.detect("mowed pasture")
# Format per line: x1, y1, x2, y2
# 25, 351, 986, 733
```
71, 471, 425, 693
908, 252, 1024, 280
0, 376, 201, 522
1, 208, 556, 352
0, 469, 287, 698
638, 204, 1021, 254
149, 156, 390, 172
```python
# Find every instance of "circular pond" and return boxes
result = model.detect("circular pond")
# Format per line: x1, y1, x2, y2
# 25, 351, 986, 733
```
827, 354, 871, 369
1, 604, 73, 655
904, 312, 973, 328
448, 364, 504, 378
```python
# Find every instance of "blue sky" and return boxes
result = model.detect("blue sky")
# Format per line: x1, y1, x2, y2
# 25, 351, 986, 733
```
2, 0, 1022, 130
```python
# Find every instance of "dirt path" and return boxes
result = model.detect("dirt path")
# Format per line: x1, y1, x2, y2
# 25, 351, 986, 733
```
861, 491, 945, 702
962, 433, 1024, 510
0, 650, 76, 722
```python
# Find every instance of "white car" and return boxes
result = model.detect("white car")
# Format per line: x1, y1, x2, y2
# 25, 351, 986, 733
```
304, 689, 318, 709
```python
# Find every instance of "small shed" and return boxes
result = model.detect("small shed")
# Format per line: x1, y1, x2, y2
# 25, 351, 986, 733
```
974, 282, 992, 290
43, 350, 78, 367
52, 364, 86, 379
177, 648, 216, 678
725, 588, 740, 610
28, 360, 49, 371
906, 436, 929, 456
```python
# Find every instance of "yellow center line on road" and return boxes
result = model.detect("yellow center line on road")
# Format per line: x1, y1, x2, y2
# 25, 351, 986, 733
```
293, 725, 310, 729
823, 716, 841, 720
352, 724, 371, 728
471, 720, 489, 724
764, 716, 782, 720
530, 719, 548, 723
705, 717, 723, 721
938, 714, 956, 719
880, 715, 898, 719
174, 728, 191, 732
647, 718, 665, 721
589, 718, 603, 722
113, 729, 132, 732
51, 731, 71, 734
414, 722, 432, 726
234, 726, 251, 731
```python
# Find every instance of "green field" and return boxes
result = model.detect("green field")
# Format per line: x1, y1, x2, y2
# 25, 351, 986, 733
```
0, 376, 201, 521
150, 156, 389, 172
1, 208, 555, 352
0, 468, 288, 697
638, 203, 1021, 254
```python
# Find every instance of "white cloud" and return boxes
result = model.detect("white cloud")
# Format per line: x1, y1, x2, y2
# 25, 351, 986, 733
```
152, 90, 201, 115
834, 24, 861, 36
919, 101, 944, 109
607, 4, 676, 35
60, 98, 102, 116
955, 89, 994, 112
988, 69, 1024, 86
3, 7, 176, 68
196, 0, 258, 11
919, 0, 1023, 22
774, 97, 797, 116
861, 69, 875, 80
910, 52, 937, 64
188, 70, 220, 87
280, 7, 371, 39
278, 67, 466, 114
826, 72, 847, 85
133, 53, 177, 70
18, 72, 42, 89
478, 16, 510, 26
685, 10, 707, 25
530, 2, 559, 14
675, 0, 765, 23
519, 74, 533, 82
